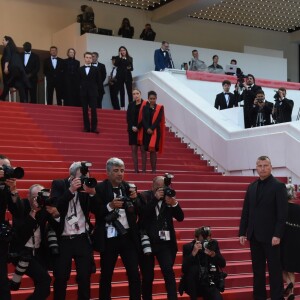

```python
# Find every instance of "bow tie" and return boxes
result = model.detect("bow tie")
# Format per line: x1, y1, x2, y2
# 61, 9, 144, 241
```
25, 52, 31, 54
224, 93, 230, 95
52, 57, 57, 60
85, 65, 91, 68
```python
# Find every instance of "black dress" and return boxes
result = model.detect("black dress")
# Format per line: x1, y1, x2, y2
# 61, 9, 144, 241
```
281, 202, 300, 272
127, 100, 144, 145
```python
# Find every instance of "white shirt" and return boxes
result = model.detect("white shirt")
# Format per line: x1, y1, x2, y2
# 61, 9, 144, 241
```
51, 57, 57, 69
85, 65, 91, 75
25, 226, 41, 249
24, 52, 31, 66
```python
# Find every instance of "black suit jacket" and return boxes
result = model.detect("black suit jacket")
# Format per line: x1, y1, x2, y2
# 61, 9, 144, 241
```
239, 175, 288, 243
214, 92, 237, 110
273, 98, 294, 123
21, 52, 40, 81
93, 62, 107, 94
240, 84, 262, 109
137, 190, 184, 253
79, 66, 102, 97
43, 57, 64, 84
250, 100, 273, 127
115, 56, 133, 82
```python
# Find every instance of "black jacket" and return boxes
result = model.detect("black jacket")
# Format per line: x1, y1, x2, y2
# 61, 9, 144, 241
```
43, 56, 64, 83
214, 92, 237, 110
250, 100, 273, 127
21, 52, 40, 81
273, 98, 294, 123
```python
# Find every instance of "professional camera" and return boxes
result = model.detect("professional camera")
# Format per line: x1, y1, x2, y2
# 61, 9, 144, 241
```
0, 165, 24, 181
47, 228, 59, 255
104, 210, 127, 236
274, 90, 280, 101
119, 183, 136, 211
236, 69, 246, 88
208, 264, 227, 292
163, 173, 176, 198
141, 231, 152, 254
257, 99, 264, 104
202, 239, 218, 252
78, 161, 97, 191
36, 189, 55, 208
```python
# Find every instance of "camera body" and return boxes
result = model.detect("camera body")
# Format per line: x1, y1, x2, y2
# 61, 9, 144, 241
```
202, 239, 218, 252
78, 162, 97, 191
36, 189, 55, 208
0, 165, 24, 181
236, 70, 246, 88
163, 173, 176, 198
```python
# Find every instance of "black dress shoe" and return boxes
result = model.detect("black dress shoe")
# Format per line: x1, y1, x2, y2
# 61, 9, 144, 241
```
83, 128, 90, 132
287, 294, 295, 300
91, 129, 99, 134
284, 282, 294, 296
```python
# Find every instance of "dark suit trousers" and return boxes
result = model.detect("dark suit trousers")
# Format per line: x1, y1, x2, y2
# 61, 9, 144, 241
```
46, 81, 63, 105
53, 235, 92, 300
25, 78, 38, 103
250, 236, 284, 300
118, 79, 133, 107
109, 84, 120, 110
97, 91, 104, 109
140, 242, 177, 300
81, 90, 98, 131
0, 241, 11, 300
99, 234, 141, 300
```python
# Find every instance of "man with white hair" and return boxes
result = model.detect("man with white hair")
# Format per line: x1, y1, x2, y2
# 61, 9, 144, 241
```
50, 161, 100, 300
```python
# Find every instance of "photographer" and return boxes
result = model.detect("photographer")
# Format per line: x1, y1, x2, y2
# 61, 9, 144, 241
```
92, 157, 141, 300
180, 227, 226, 300
8, 184, 60, 299
50, 161, 99, 300
137, 175, 184, 300
250, 90, 273, 127
272, 87, 294, 124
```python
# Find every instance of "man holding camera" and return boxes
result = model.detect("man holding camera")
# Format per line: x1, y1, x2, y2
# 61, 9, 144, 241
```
272, 87, 294, 124
137, 175, 184, 300
92, 157, 141, 300
180, 227, 226, 300
50, 161, 99, 300
250, 90, 273, 127
8, 184, 60, 299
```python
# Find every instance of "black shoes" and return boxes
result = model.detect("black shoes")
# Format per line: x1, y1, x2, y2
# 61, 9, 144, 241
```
91, 129, 99, 134
9, 279, 21, 291
83, 128, 90, 132
284, 282, 294, 297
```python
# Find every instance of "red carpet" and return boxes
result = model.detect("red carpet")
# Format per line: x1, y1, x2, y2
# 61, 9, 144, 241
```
0, 102, 298, 300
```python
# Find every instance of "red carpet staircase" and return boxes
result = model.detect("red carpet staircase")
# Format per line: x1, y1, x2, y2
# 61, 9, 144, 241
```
0, 102, 298, 299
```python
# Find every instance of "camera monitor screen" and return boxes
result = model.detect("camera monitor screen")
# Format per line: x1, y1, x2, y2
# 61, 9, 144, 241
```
225, 64, 239, 74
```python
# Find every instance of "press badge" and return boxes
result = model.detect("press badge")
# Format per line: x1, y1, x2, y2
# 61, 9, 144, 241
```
159, 230, 170, 241
66, 215, 79, 226
107, 225, 117, 238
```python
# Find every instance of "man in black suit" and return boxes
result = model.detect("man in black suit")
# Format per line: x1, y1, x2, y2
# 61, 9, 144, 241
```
272, 87, 294, 124
21, 42, 40, 103
92, 52, 107, 109
50, 161, 99, 300
239, 155, 288, 300
238, 74, 262, 128
93, 157, 141, 300
79, 52, 102, 133
214, 80, 237, 110
43, 46, 64, 105
251, 90, 273, 127
154, 41, 174, 71
138, 175, 184, 300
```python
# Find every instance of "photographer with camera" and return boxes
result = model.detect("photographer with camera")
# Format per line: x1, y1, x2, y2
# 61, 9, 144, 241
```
250, 90, 273, 127
50, 161, 99, 300
137, 174, 184, 300
180, 226, 226, 300
92, 157, 141, 300
272, 87, 294, 124
0, 154, 25, 300
8, 184, 60, 299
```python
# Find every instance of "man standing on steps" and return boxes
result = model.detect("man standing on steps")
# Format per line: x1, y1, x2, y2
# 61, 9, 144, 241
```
239, 155, 288, 300
137, 175, 184, 300
79, 52, 102, 134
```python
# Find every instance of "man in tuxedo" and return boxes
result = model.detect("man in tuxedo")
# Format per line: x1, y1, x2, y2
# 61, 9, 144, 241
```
43, 46, 64, 105
251, 90, 273, 127
154, 41, 174, 71
238, 74, 262, 128
92, 52, 107, 109
138, 175, 184, 300
79, 52, 102, 133
239, 156, 287, 300
50, 161, 99, 300
214, 80, 237, 110
21, 42, 40, 103
272, 87, 294, 124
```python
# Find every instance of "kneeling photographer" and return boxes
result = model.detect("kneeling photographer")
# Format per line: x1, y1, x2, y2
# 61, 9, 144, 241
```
50, 161, 99, 300
250, 90, 273, 127
180, 226, 226, 300
8, 184, 60, 299
137, 174, 184, 300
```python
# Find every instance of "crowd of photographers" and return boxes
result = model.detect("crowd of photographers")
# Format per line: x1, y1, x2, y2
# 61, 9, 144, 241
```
0, 155, 228, 300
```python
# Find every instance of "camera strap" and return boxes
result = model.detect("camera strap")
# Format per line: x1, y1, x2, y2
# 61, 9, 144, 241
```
71, 193, 79, 217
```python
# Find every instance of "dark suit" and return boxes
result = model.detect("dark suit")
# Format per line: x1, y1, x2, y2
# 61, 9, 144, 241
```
79, 65, 102, 132
138, 190, 184, 300
154, 48, 173, 71
63, 58, 80, 106
251, 100, 273, 127
239, 84, 262, 128
93, 179, 141, 300
214, 92, 237, 110
108, 66, 120, 110
21, 52, 40, 103
43, 56, 64, 105
50, 178, 98, 300
239, 175, 288, 300
92, 62, 107, 108
272, 98, 294, 123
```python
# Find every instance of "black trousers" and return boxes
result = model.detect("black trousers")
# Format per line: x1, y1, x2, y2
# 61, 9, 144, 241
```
99, 234, 141, 300
97, 91, 104, 109
140, 242, 177, 300
118, 79, 132, 108
25, 78, 38, 103
250, 236, 284, 300
81, 91, 98, 131
184, 264, 223, 300
53, 234, 93, 300
109, 84, 120, 110
46, 81, 63, 105
0, 241, 11, 300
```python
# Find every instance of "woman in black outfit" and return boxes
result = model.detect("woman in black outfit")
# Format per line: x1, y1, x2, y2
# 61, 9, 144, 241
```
115, 46, 133, 108
118, 18, 134, 38
281, 184, 300, 300
127, 88, 147, 173
63, 48, 80, 106
0, 36, 29, 102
